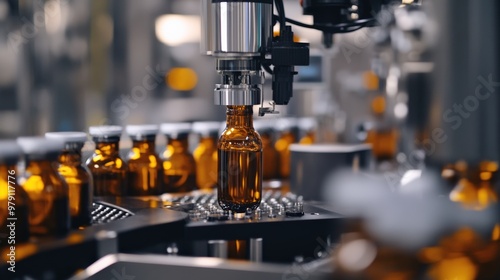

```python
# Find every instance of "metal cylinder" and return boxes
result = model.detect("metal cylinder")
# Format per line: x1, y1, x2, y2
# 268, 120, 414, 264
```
215, 84, 261, 105
208, 240, 228, 259
201, 0, 273, 57
425, 0, 500, 165
249, 238, 263, 262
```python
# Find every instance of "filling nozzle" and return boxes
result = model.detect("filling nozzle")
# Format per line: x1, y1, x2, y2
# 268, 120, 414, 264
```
214, 59, 264, 106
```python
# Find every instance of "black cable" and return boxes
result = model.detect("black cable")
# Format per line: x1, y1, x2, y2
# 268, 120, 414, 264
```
278, 15, 376, 33
274, 0, 286, 36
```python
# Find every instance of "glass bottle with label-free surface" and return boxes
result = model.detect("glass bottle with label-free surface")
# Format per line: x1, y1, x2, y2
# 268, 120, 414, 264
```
254, 119, 279, 181
17, 137, 70, 237
45, 132, 93, 229
126, 125, 163, 195
218, 106, 262, 214
160, 123, 196, 193
192, 122, 221, 190
87, 126, 128, 196
275, 118, 298, 179
0, 141, 30, 246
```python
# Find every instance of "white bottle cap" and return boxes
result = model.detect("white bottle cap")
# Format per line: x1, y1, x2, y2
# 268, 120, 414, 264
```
298, 117, 318, 131
89, 126, 123, 137
253, 119, 274, 131
126, 124, 159, 136
192, 121, 222, 136
0, 140, 22, 163
276, 117, 298, 131
17, 137, 64, 156
45, 131, 88, 143
160, 123, 192, 135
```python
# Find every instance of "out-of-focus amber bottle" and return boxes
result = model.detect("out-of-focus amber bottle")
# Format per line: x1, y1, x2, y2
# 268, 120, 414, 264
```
366, 128, 399, 161
254, 119, 279, 180
424, 160, 500, 280
192, 122, 220, 190
275, 118, 297, 179
298, 117, 317, 145
45, 132, 93, 229
0, 141, 30, 246
126, 125, 163, 196
17, 137, 70, 237
160, 123, 196, 193
218, 106, 262, 214
366, 95, 400, 161
86, 126, 128, 196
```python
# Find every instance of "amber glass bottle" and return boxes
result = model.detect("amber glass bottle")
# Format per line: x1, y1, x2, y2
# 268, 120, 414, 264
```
366, 95, 400, 161
218, 106, 262, 214
126, 125, 163, 195
275, 118, 297, 179
254, 120, 279, 180
0, 141, 30, 246
17, 137, 70, 236
45, 132, 93, 229
87, 126, 127, 196
193, 122, 221, 190
366, 129, 399, 161
160, 123, 196, 193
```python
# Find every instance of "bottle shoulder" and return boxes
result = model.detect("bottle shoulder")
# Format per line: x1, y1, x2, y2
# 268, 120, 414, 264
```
218, 127, 262, 151
58, 164, 92, 181
86, 153, 127, 170
22, 169, 68, 194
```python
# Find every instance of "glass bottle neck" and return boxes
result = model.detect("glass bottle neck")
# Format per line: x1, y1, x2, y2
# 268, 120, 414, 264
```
26, 160, 57, 174
226, 106, 254, 128
59, 149, 83, 166
95, 141, 120, 156
132, 139, 156, 154
200, 137, 216, 147
168, 138, 189, 153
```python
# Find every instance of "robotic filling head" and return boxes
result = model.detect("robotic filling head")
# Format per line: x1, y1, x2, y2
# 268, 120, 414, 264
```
201, 0, 310, 115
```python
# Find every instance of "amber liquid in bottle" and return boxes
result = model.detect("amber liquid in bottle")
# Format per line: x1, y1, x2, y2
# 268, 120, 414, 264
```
87, 140, 127, 196
365, 128, 399, 161
194, 135, 218, 189
162, 136, 196, 193
57, 143, 93, 228
299, 131, 315, 145
128, 136, 163, 195
260, 130, 279, 180
22, 159, 70, 236
218, 106, 262, 213
275, 130, 295, 179
0, 165, 30, 246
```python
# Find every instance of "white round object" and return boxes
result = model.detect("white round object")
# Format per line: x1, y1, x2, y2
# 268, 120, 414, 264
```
253, 119, 273, 131
45, 131, 88, 143
126, 124, 159, 136
298, 117, 318, 131
17, 137, 64, 155
160, 122, 191, 135
89, 125, 122, 137
276, 117, 298, 131
192, 122, 222, 134
0, 140, 22, 161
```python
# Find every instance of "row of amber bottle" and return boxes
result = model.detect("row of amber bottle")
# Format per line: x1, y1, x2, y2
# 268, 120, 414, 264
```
0, 115, 318, 244
0, 136, 81, 246
87, 122, 221, 197
89, 117, 318, 198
